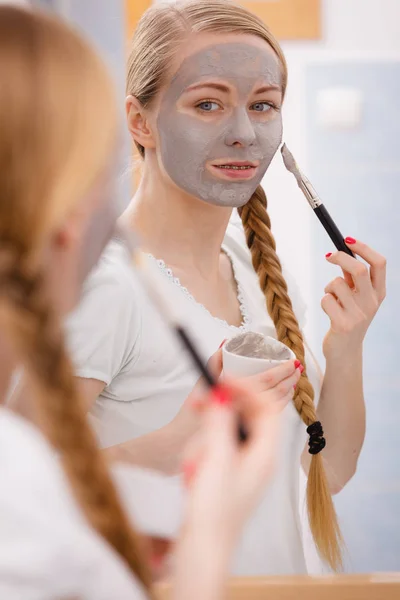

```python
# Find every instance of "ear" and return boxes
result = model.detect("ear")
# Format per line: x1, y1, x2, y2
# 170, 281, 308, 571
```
126, 95, 156, 150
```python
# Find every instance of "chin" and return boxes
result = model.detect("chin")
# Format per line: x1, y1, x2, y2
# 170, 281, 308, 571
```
196, 194, 253, 210
210, 187, 256, 209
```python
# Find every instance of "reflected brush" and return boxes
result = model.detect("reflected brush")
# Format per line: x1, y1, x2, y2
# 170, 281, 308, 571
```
281, 144, 355, 257
116, 225, 248, 443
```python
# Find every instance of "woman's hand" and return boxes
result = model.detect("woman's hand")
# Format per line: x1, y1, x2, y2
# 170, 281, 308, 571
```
163, 352, 302, 475
322, 237, 386, 359
173, 366, 300, 600
182, 360, 301, 546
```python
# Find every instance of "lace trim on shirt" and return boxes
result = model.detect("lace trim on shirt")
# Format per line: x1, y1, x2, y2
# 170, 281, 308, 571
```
148, 248, 251, 331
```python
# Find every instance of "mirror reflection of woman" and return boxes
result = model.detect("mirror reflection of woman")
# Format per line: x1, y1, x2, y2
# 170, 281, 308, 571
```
65, 0, 386, 575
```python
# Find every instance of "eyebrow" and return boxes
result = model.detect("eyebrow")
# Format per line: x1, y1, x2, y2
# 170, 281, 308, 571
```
184, 82, 281, 94
185, 82, 231, 94
254, 84, 281, 94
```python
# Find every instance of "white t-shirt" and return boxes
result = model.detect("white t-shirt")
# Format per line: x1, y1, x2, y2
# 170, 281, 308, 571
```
67, 220, 322, 576
0, 407, 183, 599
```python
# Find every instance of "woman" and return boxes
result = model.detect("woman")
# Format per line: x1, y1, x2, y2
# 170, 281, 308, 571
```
66, 0, 384, 576
0, 5, 299, 599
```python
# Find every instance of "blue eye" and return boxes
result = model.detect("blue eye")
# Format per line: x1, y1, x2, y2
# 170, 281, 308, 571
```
197, 101, 220, 112
251, 102, 272, 112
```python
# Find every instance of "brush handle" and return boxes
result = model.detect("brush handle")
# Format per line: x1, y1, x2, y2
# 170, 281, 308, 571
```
238, 421, 248, 443
176, 326, 216, 387
176, 327, 248, 444
314, 204, 355, 257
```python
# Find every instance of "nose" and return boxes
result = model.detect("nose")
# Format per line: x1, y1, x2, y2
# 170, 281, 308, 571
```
224, 108, 257, 147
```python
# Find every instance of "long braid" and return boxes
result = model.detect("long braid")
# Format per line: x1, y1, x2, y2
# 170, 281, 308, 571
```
238, 185, 343, 570
0, 247, 153, 593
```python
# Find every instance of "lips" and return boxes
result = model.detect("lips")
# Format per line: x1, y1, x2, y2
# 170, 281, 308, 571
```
209, 160, 259, 180
215, 165, 254, 170
211, 160, 258, 170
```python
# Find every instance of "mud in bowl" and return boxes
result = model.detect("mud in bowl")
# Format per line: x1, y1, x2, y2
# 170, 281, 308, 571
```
222, 332, 295, 378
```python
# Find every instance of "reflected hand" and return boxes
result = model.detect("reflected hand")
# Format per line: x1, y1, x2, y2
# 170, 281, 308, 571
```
323, 237, 386, 358
191, 357, 302, 416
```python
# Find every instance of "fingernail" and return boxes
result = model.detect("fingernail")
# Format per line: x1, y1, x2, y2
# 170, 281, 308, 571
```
345, 237, 356, 244
218, 339, 227, 349
211, 385, 231, 406
294, 360, 302, 369
325, 252, 332, 258
293, 384, 297, 390
299, 364, 305, 374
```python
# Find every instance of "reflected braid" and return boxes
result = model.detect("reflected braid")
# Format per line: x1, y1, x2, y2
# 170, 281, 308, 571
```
238, 185, 342, 570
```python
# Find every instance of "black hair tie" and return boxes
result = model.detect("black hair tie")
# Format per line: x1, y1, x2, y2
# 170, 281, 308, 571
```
306, 421, 326, 455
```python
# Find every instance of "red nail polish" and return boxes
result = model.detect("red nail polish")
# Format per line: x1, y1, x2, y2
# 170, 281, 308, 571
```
218, 339, 227, 349
325, 252, 332, 258
299, 365, 305, 374
345, 237, 356, 244
293, 384, 297, 390
294, 360, 301, 369
212, 386, 231, 406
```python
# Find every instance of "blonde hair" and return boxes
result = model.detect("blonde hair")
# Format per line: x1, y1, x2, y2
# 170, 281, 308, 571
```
0, 6, 152, 590
127, 0, 342, 570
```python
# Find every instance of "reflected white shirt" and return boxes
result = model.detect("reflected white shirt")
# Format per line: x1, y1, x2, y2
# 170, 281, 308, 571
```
67, 220, 322, 576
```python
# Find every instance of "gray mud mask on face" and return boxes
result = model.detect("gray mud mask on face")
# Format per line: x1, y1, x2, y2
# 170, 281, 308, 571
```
157, 43, 283, 207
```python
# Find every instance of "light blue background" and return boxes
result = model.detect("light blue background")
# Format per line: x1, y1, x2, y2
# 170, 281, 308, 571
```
306, 62, 400, 571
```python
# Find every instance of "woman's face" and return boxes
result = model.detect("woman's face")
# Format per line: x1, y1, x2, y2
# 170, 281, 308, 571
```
152, 32, 283, 207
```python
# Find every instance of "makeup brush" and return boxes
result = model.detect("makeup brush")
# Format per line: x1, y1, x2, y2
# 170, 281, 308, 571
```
116, 225, 248, 444
281, 144, 355, 257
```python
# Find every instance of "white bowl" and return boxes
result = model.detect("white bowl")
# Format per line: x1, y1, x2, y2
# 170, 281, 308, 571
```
222, 332, 295, 378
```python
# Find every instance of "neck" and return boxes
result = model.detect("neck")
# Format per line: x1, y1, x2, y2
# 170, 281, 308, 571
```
123, 161, 233, 277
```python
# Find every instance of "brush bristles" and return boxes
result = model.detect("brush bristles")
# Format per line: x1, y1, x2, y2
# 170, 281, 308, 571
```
281, 143, 303, 186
